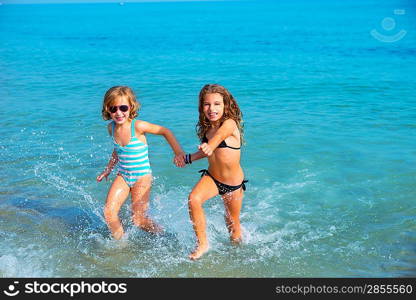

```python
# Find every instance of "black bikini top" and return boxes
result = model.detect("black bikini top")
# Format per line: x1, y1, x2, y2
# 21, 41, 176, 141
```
201, 135, 241, 150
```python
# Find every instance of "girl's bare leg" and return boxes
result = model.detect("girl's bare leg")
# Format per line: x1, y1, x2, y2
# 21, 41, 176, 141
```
188, 175, 218, 260
131, 174, 162, 234
222, 188, 243, 244
104, 175, 130, 240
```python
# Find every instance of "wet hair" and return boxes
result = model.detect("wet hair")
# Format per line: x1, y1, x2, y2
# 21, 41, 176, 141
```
101, 86, 140, 120
196, 84, 244, 143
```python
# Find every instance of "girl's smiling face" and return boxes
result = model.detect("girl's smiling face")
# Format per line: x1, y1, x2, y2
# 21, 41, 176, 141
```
109, 96, 131, 125
203, 93, 224, 124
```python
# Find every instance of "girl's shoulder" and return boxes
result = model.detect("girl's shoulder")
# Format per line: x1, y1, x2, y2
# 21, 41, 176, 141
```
133, 119, 149, 134
222, 118, 237, 126
221, 118, 238, 131
222, 119, 241, 140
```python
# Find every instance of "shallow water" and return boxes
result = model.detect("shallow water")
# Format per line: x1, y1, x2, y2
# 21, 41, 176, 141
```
0, 0, 415, 277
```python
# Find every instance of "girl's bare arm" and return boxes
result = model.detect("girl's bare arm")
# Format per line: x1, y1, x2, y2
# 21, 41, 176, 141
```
97, 150, 118, 182
137, 121, 186, 167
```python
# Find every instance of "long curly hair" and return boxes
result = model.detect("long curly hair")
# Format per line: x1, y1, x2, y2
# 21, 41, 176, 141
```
196, 84, 244, 143
101, 86, 140, 121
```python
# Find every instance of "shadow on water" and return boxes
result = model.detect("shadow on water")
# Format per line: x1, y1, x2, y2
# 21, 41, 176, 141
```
1, 197, 105, 236
1, 196, 184, 249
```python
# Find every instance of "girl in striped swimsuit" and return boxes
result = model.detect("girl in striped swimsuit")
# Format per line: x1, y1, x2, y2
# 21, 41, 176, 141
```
97, 86, 185, 240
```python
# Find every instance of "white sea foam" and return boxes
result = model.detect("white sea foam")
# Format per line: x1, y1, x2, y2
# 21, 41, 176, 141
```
0, 255, 19, 277
0, 252, 52, 277
33, 161, 104, 224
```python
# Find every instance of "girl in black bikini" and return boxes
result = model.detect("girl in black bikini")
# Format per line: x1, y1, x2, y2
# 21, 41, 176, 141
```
174, 84, 247, 260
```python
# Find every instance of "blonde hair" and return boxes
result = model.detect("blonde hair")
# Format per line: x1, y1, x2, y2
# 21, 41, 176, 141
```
101, 86, 140, 120
196, 84, 244, 143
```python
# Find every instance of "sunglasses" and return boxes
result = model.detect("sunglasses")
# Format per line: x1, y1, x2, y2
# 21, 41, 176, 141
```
109, 105, 129, 113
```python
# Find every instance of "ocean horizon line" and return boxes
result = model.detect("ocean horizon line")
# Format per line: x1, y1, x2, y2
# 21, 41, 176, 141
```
0, 0, 238, 5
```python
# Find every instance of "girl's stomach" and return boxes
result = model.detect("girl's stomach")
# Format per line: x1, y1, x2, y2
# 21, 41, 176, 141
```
207, 154, 244, 185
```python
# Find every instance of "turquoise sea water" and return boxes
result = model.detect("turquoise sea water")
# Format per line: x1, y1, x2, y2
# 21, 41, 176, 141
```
0, 0, 415, 277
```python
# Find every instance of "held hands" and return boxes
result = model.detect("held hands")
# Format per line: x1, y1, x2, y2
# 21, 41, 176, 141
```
198, 143, 213, 156
173, 152, 186, 168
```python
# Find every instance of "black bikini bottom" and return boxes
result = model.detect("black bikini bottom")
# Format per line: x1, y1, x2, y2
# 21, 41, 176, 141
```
199, 169, 248, 195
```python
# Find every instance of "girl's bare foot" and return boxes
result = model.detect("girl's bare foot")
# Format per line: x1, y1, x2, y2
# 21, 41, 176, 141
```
189, 243, 209, 260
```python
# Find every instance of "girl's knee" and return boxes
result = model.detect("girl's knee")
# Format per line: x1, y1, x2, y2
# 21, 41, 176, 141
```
188, 193, 202, 209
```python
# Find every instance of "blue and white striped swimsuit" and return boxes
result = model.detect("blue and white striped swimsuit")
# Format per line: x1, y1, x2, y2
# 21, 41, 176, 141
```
112, 119, 152, 187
